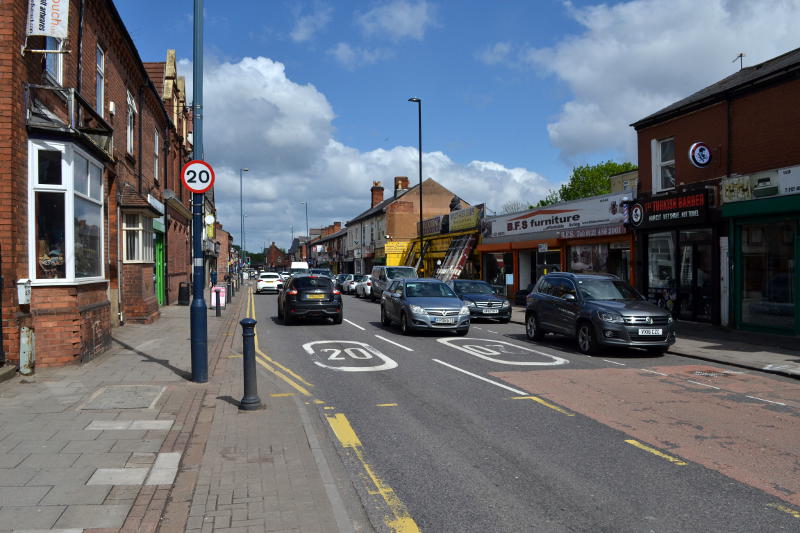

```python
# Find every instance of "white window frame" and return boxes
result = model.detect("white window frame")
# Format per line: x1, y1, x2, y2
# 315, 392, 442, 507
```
44, 37, 63, 85
96, 45, 105, 117
27, 140, 106, 285
126, 90, 137, 155
153, 129, 159, 182
122, 213, 154, 264
651, 137, 676, 193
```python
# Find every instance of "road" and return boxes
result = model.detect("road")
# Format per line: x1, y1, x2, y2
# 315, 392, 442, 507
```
247, 287, 800, 532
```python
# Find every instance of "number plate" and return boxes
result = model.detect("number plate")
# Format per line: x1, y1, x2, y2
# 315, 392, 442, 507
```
435, 317, 456, 324
307, 294, 325, 299
638, 328, 663, 335
483, 309, 499, 314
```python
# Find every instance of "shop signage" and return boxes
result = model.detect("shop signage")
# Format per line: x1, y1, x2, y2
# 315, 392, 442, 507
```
449, 204, 484, 232
385, 241, 409, 254
538, 243, 548, 252
721, 165, 800, 203
418, 215, 448, 236
482, 193, 629, 238
558, 224, 627, 239
27, 0, 70, 38
688, 142, 712, 168
629, 190, 707, 229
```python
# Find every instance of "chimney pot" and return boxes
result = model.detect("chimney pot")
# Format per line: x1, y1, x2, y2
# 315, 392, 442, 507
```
394, 176, 410, 196
370, 180, 384, 207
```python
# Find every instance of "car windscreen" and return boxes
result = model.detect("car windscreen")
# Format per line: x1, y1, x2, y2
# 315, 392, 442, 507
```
405, 282, 457, 298
576, 279, 642, 300
261, 274, 280, 279
387, 267, 416, 279
453, 281, 494, 295
293, 277, 334, 290
354, 275, 365, 281
336, 274, 348, 282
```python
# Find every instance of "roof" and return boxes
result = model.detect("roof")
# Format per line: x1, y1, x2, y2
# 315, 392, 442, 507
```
143, 62, 165, 97
119, 183, 161, 215
315, 227, 348, 244
347, 185, 415, 225
632, 47, 800, 129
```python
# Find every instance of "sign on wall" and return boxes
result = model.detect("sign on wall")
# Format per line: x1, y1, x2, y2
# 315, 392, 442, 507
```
629, 190, 707, 229
688, 142, 712, 168
27, 0, 70, 39
721, 165, 800, 203
449, 204, 484, 232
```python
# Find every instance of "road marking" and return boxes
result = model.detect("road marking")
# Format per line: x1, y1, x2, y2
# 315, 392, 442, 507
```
269, 393, 294, 397
344, 318, 365, 330
625, 439, 687, 466
639, 369, 668, 376
603, 359, 626, 366
313, 399, 325, 404
432, 359, 527, 395
375, 335, 414, 352
487, 330, 499, 334
303, 341, 398, 372
746, 395, 786, 406
376, 403, 398, 407
438, 338, 568, 366
767, 502, 800, 518
254, 356, 312, 397
512, 396, 574, 416
686, 380, 720, 389
225, 354, 242, 359
326, 413, 421, 532
323, 406, 335, 410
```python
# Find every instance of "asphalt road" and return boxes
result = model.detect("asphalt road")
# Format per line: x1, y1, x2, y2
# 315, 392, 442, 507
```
249, 287, 800, 533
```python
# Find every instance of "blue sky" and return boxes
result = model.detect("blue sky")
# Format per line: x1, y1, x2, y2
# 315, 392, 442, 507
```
116, 0, 800, 251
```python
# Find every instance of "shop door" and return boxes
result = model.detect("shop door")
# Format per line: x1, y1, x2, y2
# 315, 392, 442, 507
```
155, 234, 165, 306
677, 229, 712, 321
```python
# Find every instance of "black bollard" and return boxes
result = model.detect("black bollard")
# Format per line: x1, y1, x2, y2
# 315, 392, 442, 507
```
227, 280, 233, 299
239, 318, 262, 411
215, 288, 221, 317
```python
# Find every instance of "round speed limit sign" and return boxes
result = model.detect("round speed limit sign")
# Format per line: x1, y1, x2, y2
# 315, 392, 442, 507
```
181, 160, 215, 194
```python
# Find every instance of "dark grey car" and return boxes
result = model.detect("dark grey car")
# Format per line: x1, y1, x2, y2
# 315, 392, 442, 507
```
525, 272, 675, 355
446, 279, 512, 323
381, 278, 470, 335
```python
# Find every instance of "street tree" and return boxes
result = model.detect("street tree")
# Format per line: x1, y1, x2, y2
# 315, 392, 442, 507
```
537, 160, 636, 206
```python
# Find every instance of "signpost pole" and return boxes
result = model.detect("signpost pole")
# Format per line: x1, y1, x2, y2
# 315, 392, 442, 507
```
190, 0, 207, 383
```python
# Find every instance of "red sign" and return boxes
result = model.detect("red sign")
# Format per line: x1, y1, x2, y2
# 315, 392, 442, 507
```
181, 160, 215, 194
630, 190, 707, 229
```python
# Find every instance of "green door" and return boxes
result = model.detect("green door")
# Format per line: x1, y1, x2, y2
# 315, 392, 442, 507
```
155, 233, 165, 306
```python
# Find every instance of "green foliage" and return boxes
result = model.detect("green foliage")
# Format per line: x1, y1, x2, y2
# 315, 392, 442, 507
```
537, 160, 636, 206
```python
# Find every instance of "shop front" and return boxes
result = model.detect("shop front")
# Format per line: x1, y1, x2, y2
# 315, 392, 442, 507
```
409, 206, 483, 280
630, 187, 720, 323
559, 224, 634, 283
722, 168, 800, 335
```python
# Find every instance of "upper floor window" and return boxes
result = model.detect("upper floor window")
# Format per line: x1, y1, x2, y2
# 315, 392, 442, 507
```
153, 129, 160, 182
126, 90, 137, 155
653, 137, 675, 192
44, 37, 63, 85
95, 46, 105, 117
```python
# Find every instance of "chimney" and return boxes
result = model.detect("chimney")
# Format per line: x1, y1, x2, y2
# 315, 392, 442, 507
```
333, 221, 341, 231
394, 176, 409, 196
370, 180, 384, 207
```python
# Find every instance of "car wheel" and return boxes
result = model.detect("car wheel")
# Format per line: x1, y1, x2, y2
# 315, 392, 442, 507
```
526, 314, 544, 341
456, 327, 469, 336
332, 313, 343, 325
277, 305, 283, 319
283, 306, 293, 325
400, 313, 412, 335
646, 346, 668, 355
577, 322, 599, 355
499, 317, 511, 324
381, 305, 391, 326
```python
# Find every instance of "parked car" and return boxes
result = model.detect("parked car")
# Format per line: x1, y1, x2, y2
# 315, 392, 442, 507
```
345, 274, 364, 294
525, 272, 675, 355
336, 273, 354, 292
277, 274, 342, 324
355, 275, 373, 299
370, 265, 417, 302
310, 268, 334, 278
380, 278, 469, 335
447, 279, 511, 323
256, 272, 283, 294
279, 271, 290, 281
514, 283, 536, 305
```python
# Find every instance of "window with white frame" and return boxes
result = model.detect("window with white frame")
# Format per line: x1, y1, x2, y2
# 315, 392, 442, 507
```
29, 140, 104, 282
653, 137, 675, 192
44, 37, 63, 85
96, 46, 105, 117
153, 129, 159, 182
126, 90, 137, 155
123, 213, 154, 263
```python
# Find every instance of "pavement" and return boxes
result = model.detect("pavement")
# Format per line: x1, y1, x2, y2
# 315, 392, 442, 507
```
0, 285, 364, 533
509, 305, 800, 378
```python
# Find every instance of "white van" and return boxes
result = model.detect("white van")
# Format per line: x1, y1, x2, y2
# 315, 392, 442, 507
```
289, 261, 310, 275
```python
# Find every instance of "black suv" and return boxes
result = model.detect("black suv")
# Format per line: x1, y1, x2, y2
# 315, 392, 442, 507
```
277, 274, 343, 324
525, 272, 675, 355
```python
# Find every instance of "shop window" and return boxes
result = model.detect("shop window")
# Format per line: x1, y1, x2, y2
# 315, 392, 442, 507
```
647, 231, 676, 310
569, 244, 630, 281
123, 214, 154, 263
44, 37, 63, 85
652, 138, 675, 192
29, 140, 105, 282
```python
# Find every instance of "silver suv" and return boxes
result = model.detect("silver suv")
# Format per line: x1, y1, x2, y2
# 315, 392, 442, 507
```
525, 273, 675, 355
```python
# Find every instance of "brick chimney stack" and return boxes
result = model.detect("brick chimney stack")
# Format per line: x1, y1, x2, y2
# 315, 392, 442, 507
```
394, 176, 410, 196
371, 181, 384, 207
333, 221, 342, 231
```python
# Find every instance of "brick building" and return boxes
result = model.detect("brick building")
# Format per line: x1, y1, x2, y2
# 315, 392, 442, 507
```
264, 242, 289, 270
0, 0, 197, 367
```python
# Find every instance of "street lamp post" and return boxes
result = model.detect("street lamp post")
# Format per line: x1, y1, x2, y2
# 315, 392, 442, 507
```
408, 97, 424, 271
300, 201, 309, 259
239, 168, 248, 279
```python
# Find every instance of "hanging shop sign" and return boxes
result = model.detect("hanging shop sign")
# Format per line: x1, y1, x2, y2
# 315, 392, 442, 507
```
688, 142, 712, 168
449, 204, 484, 232
27, 0, 70, 39
481, 193, 629, 239
721, 165, 800, 203
629, 190, 707, 229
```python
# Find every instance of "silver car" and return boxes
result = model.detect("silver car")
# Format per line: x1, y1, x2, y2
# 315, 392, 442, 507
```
380, 278, 470, 335
355, 275, 373, 298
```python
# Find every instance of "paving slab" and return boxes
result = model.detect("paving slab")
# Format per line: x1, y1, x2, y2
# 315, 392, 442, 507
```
41, 484, 112, 505
86, 467, 149, 486
0, 505, 66, 530
0, 486, 51, 506
54, 504, 131, 529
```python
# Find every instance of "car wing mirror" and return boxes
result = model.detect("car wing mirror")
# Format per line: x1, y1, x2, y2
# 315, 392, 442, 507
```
564, 293, 576, 301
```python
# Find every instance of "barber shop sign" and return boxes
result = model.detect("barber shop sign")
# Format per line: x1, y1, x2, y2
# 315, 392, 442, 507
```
689, 142, 712, 168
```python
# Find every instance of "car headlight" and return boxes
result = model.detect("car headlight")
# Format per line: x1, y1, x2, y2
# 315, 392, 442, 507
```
465, 300, 476, 308
501, 300, 510, 308
459, 305, 470, 316
667, 315, 673, 324
597, 310, 625, 323
409, 305, 426, 315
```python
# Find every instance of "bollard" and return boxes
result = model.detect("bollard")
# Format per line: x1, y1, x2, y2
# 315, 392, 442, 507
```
227, 280, 233, 299
239, 318, 262, 411
215, 288, 221, 317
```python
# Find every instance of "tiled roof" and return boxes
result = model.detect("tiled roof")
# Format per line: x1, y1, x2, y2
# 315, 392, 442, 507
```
143, 62, 165, 98
119, 183, 161, 215
347, 186, 414, 225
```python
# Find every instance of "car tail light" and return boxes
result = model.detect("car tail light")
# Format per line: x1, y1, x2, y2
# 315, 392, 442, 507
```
366, 281, 371, 286
287, 289, 298, 295
333, 289, 341, 295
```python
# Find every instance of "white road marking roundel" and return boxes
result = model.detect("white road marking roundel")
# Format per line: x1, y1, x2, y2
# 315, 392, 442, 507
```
303, 340, 398, 372
437, 338, 568, 366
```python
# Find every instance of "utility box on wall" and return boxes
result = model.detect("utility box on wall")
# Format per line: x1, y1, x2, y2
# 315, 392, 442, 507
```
17, 279, 31, 305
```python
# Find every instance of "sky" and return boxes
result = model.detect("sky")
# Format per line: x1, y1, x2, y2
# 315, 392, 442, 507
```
116, 0, 800, 252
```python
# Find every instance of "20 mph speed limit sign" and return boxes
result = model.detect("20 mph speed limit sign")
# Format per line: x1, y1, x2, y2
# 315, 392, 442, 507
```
181, 160, 215, 194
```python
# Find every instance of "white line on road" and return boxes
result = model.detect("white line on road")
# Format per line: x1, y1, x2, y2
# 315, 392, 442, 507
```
746, 395, 786, 406
432, 359, 527, 395
603, 359, 626, 366
686, 380, 720, 390
343, 319, 365, 330
639, 369, 667, 376
374, 335, 414, 352
487, 330, 499, 334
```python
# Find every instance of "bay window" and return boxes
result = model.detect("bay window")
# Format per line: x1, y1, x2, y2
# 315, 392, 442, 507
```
29, 140, 105, 283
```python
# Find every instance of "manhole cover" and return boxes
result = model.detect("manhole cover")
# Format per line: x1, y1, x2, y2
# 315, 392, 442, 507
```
82, 385, 165, 410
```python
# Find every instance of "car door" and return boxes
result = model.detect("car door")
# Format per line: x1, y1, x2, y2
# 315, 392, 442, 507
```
384, 280, 399, 319
551, 279, 581, 334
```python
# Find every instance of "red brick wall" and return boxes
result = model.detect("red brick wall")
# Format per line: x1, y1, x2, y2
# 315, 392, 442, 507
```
166, 210, 190, 304
122, 263, 159, 323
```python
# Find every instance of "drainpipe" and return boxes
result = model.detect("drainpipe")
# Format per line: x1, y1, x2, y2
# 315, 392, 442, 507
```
163, 136, 170, 304
138, 86, 144, 194
117, 186, 124, 325
75, 0, 85, 92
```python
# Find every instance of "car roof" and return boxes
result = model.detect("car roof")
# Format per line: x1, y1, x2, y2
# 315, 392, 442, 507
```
543, 272, 618, 280
399, 278, 443, 283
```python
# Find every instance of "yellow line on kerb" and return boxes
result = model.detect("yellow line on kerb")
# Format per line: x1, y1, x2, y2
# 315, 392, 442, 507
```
512, 395, 575, 416
326, 413, 421, 533
625, 439, 687, 466
767, 502, 800, 518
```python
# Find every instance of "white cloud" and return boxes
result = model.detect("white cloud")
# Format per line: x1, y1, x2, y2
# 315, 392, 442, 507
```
509, 0, 800, 162
328, 42, 391, 69
290, 4, 333, 42
356, 0, 436, 41
191, 56, 556, 249
477, 42, 512, 66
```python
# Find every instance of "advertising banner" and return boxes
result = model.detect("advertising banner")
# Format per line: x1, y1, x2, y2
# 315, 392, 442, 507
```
449, 204, 484, 232
721, 165, 800, 203
27, 0, 69, 39
629, 190, 707, 229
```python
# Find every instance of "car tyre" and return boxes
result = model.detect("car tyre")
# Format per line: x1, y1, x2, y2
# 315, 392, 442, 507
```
646, 346, 668, 355
381, 305, 391, 327
526, 314, 544, 341
332, 313, 343, 325
277, 305, 283, 319
400, 313, 412, 335
283, 306, 294, 325
499, 317, 511, 324
577, 321, 599, 355
456, 328, 469, 336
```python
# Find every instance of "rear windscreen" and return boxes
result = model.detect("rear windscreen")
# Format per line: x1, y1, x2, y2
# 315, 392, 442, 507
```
293, 277, 334, 290
386, 267, 416, 279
